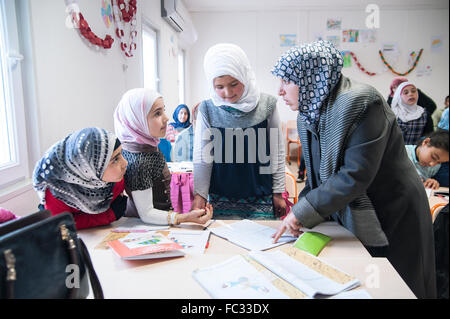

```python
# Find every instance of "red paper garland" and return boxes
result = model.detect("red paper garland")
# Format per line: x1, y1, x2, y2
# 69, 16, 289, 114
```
349, 52, 377, 76
78, 13, 114, 49
112, 0, 138, 57
116, 0, 137, 23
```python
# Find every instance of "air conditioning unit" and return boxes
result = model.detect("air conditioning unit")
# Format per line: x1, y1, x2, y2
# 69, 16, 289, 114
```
161, 0, 186, 32
161, 0, 198, 48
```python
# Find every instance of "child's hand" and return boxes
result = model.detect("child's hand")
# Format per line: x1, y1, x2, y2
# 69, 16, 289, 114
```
184, 203, 213, 224
273, 193, 287, 218
424, 178, 440, 190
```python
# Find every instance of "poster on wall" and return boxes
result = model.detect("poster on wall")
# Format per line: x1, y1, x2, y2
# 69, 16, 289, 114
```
341, 51, 352, 68
359, 30, 376, 43
326, 18, 342, 30
381, 43, 399, 55
101, 0, 113, 28
280, 34, 297, 47
431, 36, 443, 53
326, 35, 341, 48
416, 65, 432, 77
342, 29, 359, 43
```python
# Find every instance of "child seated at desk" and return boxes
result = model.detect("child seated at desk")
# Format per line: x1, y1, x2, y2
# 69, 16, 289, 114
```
32, 127, 128, 230
405, 130, 449, 190
114, 88, 213, 226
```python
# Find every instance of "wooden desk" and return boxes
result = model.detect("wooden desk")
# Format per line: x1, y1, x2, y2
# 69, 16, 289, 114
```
78, 219, 415, 299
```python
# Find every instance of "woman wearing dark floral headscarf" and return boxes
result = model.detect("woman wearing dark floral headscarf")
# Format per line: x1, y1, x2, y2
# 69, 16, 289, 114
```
271, 41, 436, 299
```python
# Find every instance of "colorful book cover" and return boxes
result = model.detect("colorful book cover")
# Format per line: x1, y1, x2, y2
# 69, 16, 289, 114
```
107, 232, 185, 260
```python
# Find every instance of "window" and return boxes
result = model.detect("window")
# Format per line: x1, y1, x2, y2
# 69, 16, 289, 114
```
142, 20, 159, 91
178, 49, 185, 104
0, 0, 29, 187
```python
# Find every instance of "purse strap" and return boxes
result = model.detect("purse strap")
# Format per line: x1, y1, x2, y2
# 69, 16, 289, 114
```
78, 237, 104, 299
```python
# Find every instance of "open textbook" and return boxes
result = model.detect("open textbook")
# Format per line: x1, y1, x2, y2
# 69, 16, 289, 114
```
193, 246, 368, 299
210, 219, 297, 251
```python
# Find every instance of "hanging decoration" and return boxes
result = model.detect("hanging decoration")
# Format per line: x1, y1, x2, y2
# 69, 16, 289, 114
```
378, 48, 424, 76
348, 51, 377, 76
101, 0, 113, 28
342, 49, 424, 77
111, 0, 138, 57
66, 1, 114, 49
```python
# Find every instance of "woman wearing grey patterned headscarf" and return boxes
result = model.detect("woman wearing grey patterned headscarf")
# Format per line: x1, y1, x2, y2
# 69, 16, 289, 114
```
33, 127, 129, 229
272, 41, 436, 299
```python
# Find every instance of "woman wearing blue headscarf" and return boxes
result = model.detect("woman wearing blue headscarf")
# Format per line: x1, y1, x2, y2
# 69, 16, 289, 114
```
271, 41, 436, 299
165, 104, 191, 143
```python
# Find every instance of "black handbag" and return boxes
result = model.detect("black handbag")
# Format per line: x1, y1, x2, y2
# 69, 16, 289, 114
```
0, 210, 103, 299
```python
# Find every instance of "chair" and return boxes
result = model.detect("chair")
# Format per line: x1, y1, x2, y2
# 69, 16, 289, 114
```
431, 202, 448, 223
285, 120, 301, 167
158, 138, 172, 162
285, 171, 298, 204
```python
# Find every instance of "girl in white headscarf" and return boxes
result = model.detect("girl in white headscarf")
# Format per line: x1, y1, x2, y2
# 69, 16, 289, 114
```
391, 82, 433, 145
114, 88, 212, 226
192, 43, 286, 219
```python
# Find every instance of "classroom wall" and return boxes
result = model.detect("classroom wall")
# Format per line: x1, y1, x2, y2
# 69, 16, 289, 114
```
186, 7, 450, 123
28, 0, 183, 154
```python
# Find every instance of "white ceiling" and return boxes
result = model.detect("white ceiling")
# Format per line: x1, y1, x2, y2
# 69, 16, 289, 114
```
183, 0, 450, 12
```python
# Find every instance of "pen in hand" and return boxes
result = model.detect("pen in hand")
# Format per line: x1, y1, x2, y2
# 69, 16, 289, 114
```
203, 219, 215, 230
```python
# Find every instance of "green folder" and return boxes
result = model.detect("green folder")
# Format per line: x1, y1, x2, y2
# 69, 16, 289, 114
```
293, 232, 331, 256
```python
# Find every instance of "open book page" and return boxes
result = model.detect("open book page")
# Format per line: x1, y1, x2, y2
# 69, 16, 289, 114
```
112, 218, 170, 233
243, 256, 308, 299
249, 246, 360, 297
211, 219, 296, 251
167, 230, 210, 255
192, 255, 290, 299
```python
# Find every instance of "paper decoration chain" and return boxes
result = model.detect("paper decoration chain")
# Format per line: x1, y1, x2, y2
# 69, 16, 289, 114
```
378, 48, 424, 76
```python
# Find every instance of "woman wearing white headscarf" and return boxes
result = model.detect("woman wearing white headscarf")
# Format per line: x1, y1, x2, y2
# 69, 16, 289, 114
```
271, 41, 436, 299
391, 81, 433, 145
114, 88, 212, 226
192, 43, 286, 219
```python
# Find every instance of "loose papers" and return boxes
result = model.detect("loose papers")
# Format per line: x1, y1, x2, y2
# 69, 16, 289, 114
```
210, 219, 297, 251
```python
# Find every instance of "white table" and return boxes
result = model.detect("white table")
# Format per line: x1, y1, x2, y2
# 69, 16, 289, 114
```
78, 219, 415, 299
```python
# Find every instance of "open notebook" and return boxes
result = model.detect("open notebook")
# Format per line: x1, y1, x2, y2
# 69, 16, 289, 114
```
193, 246, 369, 299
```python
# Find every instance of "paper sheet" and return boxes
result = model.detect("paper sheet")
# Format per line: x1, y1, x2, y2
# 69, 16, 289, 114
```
211, 219, 297, 251
249, 247, 360, 297
192, 255, 290, 299
167, 161, 193, 173
112, 218, 169, 233
167, 229, 210, 255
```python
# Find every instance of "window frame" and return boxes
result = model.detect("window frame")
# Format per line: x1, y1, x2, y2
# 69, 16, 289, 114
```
0, 0, 29, 188
141, 17, 160, 92
178, 48, 185, 104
